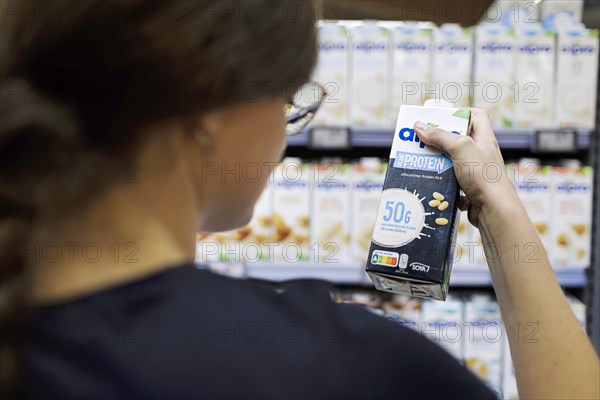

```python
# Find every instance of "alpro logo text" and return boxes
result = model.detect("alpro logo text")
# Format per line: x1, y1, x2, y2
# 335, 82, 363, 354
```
398, 127, 460, 149
519, 43, 552, 54
560, 44, 595, 56
396, 41, 428, 52
320, 42, 346, 52
276, 180, 307, 189
436, 43, 470, 53
355, 41, 387, 52
316, 181, 347, 190
557, 183, 589, 193
517, 183, 549, 192
479, 42, 513, 53
355, 181, 384, 191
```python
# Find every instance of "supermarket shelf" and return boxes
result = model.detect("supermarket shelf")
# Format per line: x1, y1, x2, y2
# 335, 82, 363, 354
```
244, 262, 370, 285
493, 127, 591, 150
286, 130, 311, 146
287, 127, 592, 150
451, 266, 587, 287
211, 262, 588, 288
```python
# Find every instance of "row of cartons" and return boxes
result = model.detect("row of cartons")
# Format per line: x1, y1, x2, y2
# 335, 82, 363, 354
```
337, 291, 587, 399
196, 158, 386, 265
312, 20, 598, 128
196, 159, 593, 270
454, 161, 593, 269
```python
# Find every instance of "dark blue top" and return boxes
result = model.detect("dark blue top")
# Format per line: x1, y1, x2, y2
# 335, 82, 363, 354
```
28, 263, 496, 399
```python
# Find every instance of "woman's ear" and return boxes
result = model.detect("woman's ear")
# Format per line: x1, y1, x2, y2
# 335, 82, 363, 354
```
196, 108, 227, 138
191, 108, 231, 154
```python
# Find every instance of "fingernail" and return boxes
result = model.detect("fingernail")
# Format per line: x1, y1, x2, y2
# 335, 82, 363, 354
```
415, 121, 427, 131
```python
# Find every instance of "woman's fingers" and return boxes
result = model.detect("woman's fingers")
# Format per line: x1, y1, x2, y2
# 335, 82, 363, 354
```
468, 108, 500, 151
414, 121, 477, 160
414, 120, 492, 209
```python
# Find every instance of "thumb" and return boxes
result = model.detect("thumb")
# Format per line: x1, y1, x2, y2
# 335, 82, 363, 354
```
413, 121, 472, 158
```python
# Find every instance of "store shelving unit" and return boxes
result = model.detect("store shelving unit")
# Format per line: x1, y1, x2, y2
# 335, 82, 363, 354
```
270, 124, 594, 290
206, 123, 593, 294
589, 50, 600, 353
287, 126, 592, 150
245, 263, 368, 284
205, 124, 594, 291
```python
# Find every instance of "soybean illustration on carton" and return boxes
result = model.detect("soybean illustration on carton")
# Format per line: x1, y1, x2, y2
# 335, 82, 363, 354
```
365, 99, 471, 301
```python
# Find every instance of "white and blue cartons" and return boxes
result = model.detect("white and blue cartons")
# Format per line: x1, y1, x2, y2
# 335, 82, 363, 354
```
365, 100, 471, 300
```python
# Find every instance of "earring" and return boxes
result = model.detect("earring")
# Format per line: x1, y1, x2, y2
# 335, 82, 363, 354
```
194, 129, 213, 149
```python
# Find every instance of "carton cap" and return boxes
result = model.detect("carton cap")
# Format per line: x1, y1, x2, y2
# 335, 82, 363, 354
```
359, 157, 382, 168
517, 23, 544, 36
518, 158, 541, 166
281, 157, 302, 165
559, 23, 587, 36
440, 23, 462, 34
470, 293, 492, 303
338, 20, 363, 28
477, 23, 505, 35
320, 157, 344, 165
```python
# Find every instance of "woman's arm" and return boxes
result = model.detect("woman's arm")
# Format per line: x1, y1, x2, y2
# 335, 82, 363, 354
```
414, 110, 600, 400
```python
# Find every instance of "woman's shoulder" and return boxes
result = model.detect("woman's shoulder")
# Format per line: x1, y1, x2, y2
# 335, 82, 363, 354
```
29, 263, 495, 399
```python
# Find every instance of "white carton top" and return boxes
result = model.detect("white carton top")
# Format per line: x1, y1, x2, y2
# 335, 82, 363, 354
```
439, 23, 463, 35
424, 99, 454, 108
359, 157, 382, 168
390, 103, 470, 161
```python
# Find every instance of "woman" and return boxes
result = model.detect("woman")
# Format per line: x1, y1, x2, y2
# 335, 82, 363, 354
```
1, 0, 598, 398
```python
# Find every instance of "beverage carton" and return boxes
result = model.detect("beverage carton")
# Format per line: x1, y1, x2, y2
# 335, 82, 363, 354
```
311, 162, 351, 263
337, 290, 386, 316
541, 0, 584, 30
473, 24, 516, 127
514, 25, 555, 127
196, 176, 275, 265
365, 100, 471, 300
272, 159, 311, 262
501, 333, 519, 399
351, 158, 386, 264
383, 294, 422, 331
551, 164, 593, 268
350, 21, 390, 125
494, 0, 540, 29
195, 230, 237, 264
313, 21, 351, 126
196, 232, 220, 264
431, 24, 473, 108
234, 180, 273, 263
453, 210, 472, 268
388, 22, 433, 124
555, 26, 599, 129
566, 295, 586, 332
464, 296, 503, 396
422, 298, 464, 360
510, 160, 553, 254
469, 223, 487, 267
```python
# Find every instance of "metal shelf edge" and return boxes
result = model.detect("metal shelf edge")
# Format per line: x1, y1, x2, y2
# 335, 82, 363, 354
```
286, 127, 592, 150
237, 262, 587, 287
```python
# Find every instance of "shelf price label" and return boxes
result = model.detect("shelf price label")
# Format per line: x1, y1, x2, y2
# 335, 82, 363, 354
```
533, 129, 577, 153
309, 126, 351, 149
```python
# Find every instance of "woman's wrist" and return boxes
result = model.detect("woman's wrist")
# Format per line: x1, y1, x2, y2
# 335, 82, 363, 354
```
478, 188, 528, 235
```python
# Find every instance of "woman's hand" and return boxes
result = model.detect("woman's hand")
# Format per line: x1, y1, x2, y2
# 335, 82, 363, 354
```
413, 108, 518, 227
414, 109, 600, 400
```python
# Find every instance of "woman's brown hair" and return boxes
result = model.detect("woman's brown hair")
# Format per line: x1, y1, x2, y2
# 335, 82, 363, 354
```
0, 0, 317, 396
